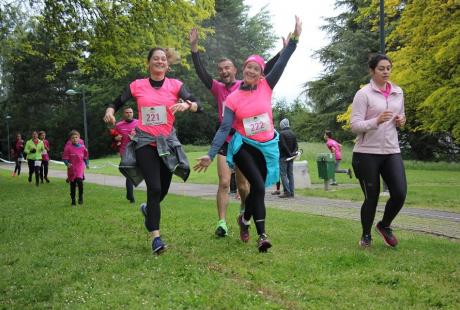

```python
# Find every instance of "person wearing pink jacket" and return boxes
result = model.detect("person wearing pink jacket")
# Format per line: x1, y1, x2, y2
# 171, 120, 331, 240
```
38, 131, 50, 183
324, 130, 352, 185
350, 54, 407, 248
63, 130, 89, 206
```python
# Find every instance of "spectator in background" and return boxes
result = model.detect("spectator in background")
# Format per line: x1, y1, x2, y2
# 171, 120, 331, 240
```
38, 131, 50, 183
24, 131, 45, 186
11, 133, 24, 177
278, 118, 298, 198
324, 130, 352, 185
114, 106, 138, 203
63, 130, 89, 206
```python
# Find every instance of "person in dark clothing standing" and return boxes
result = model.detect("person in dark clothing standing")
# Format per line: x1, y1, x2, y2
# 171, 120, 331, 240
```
278, 118, 298, 198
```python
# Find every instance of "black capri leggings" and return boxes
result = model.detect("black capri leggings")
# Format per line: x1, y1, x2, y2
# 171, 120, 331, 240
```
27, 159, 40, 184
135, 145, 172, 232
233, 143, 267, 236
352, 152, 407, 236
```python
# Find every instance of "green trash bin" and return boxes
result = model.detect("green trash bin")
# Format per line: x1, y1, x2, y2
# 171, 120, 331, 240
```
316, 153, 335, 190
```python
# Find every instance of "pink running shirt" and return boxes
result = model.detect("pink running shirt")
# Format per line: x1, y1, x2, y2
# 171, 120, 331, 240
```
41, 140, 50, 161
211, 80, 243, 122
130, 78, 182, 137
224, 79, 274, 143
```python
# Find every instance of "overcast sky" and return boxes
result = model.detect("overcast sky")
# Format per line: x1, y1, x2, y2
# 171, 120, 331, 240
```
246, 0, 337, 102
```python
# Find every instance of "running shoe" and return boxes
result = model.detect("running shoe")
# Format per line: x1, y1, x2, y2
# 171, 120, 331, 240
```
215, 219, 228, 237
152, 236, 167, 255
140, 203, 148, 229
278, 193, 293, 198
257, 234, 272, 253
45, 177, 50, 183
330, 182, 338, 186
359, 234, 372, 247
237, 214, 250, 242
78, 197, 83, 205
347, 168, 353, 179
375, 221, 398, 247
271, 190, 280, 195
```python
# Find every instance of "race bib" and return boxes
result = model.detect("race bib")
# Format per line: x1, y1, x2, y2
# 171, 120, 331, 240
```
243, 113, 271, 136
34, 160, 42, 167
141, 106, 167, 126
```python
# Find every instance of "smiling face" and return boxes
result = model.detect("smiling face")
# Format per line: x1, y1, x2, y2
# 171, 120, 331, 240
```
371, 59, 392, 86
148, 49, 169, 77
39, 132, 45, 140
217, 60, 237, 85
243, 61, 262, 86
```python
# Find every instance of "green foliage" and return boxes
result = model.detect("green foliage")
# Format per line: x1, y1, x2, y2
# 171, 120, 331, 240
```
273, 98, 354, 143
387, 0, 460, 143
305, 0, 379, 115
0, 0, 278, 157
304, 0, 460, 160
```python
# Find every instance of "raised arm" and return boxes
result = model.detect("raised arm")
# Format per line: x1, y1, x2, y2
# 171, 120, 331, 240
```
190, 28, 213, 89
264, 33, 290, 75
265, 16, 302, 89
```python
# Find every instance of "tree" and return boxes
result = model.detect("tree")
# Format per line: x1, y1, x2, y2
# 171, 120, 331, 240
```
386, 0, 460, 143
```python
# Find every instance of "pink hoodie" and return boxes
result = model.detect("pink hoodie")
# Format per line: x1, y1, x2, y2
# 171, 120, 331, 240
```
350, 80, 405, 154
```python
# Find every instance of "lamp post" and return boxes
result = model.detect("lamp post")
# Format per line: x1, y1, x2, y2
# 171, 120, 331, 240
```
66, 88, 89, 151
379, 0, 385, 53
5, 115, 11, 161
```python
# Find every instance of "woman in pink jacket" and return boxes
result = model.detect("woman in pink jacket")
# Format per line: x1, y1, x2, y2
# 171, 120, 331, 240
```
350, 54, 406, 248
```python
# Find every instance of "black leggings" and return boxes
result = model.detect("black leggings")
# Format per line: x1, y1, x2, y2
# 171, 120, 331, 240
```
136, 145, 172, 232
70, 178, 84, 200
14, 158, 22, 175
233, 143, 267, 236
40, 160, 49, 181
27, 159, 40, 184
352, 153, 407, 236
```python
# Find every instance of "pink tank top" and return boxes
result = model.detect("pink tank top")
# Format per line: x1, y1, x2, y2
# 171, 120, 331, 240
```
130, 78, 182, 137
211, 80, 243, 122
224, 79, 274, 142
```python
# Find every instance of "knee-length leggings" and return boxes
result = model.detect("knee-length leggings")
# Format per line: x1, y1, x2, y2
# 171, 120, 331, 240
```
233, 143, 267, 236
136, 145, 172, 232
352, 152, 407, 236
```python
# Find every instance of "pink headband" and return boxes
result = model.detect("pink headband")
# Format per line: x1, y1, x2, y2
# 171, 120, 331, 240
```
244, 54, 265, 72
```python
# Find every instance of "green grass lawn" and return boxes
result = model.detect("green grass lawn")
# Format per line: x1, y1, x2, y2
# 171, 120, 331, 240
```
48, 143, 460, 212
1, 170, 459, 308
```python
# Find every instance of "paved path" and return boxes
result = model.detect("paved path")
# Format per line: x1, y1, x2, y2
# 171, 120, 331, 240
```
2, 164, 459, 239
